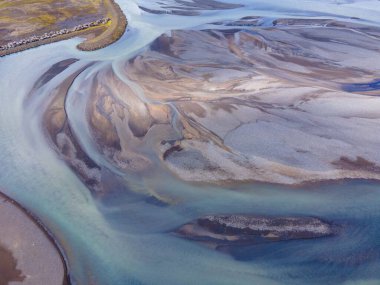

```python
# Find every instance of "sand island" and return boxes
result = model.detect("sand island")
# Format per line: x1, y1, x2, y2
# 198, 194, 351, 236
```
0, 0, 127, 57
1, 0, 380, 284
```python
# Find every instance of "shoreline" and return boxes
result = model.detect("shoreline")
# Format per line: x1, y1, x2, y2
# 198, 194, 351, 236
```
0, 0, 127, 57
0, 18, 111, 57
78, 0, 128, 51
0, 191, 71, 285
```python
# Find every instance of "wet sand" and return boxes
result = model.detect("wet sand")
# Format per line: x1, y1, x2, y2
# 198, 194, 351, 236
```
0, 192, 67, 285
0, 245, 24, 285
53, 20, 380, 187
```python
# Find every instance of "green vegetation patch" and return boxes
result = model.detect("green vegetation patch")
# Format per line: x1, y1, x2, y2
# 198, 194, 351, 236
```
0, 0, 107, 45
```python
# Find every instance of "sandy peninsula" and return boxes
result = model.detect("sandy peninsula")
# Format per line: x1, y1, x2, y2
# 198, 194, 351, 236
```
0, 0, 127, 57
0, 192, 68, 285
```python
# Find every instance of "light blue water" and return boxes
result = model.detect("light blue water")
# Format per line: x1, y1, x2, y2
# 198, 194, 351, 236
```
1, 1, 380, 284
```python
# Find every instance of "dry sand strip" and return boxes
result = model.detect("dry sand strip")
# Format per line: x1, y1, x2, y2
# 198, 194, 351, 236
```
0, 0, 127, 57
0, 192, 68, 285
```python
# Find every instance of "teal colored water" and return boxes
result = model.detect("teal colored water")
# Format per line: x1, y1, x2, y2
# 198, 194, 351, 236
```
0, 1, 380, 284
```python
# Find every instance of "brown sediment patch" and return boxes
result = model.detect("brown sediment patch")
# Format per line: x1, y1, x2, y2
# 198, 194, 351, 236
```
0, 191, 69, 285
33, 58, 79, 90
0, 244, 25, 285
177, 102, 207, 117
87, 74, 123, 151
39, 62, 103, 193
84, 71, 154, 172
332, 156, 380, 173
162, 142, 183, 160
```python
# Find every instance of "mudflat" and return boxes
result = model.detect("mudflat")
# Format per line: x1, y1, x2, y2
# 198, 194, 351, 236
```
0, 193, 67, 285
0, 244, 24, 285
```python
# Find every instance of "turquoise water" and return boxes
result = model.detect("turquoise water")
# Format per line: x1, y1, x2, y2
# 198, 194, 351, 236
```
1, 1, 380, 284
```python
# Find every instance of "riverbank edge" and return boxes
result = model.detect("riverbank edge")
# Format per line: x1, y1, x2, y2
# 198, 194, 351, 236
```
0, 0, 127, 57
0, 191, 71, 285
78, 0, 128, 51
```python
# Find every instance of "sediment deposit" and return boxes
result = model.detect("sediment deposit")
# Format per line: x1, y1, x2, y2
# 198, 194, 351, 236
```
175, 215, 334, 249
1, 0, 380, 284
0, 193, 67, 285
37, 18, 380, 186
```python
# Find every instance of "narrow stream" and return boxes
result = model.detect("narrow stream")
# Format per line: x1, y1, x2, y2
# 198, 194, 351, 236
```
0, 1, 380, 284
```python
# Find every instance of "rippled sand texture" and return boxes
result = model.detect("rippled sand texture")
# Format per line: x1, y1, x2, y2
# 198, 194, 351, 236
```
2, 0, 380, 285
41, 18, 380, 186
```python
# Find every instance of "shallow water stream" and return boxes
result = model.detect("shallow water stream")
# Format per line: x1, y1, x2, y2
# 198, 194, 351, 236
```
1, 1, 380, 284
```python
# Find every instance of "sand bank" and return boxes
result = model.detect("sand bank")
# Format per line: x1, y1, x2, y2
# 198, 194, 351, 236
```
0, 192, 68, 285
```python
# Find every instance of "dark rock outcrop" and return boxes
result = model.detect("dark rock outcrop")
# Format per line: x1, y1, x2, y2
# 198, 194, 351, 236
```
175, 215, 335, 248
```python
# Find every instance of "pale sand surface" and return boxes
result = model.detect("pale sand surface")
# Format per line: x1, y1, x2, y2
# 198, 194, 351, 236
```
0, 193, 66, 285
